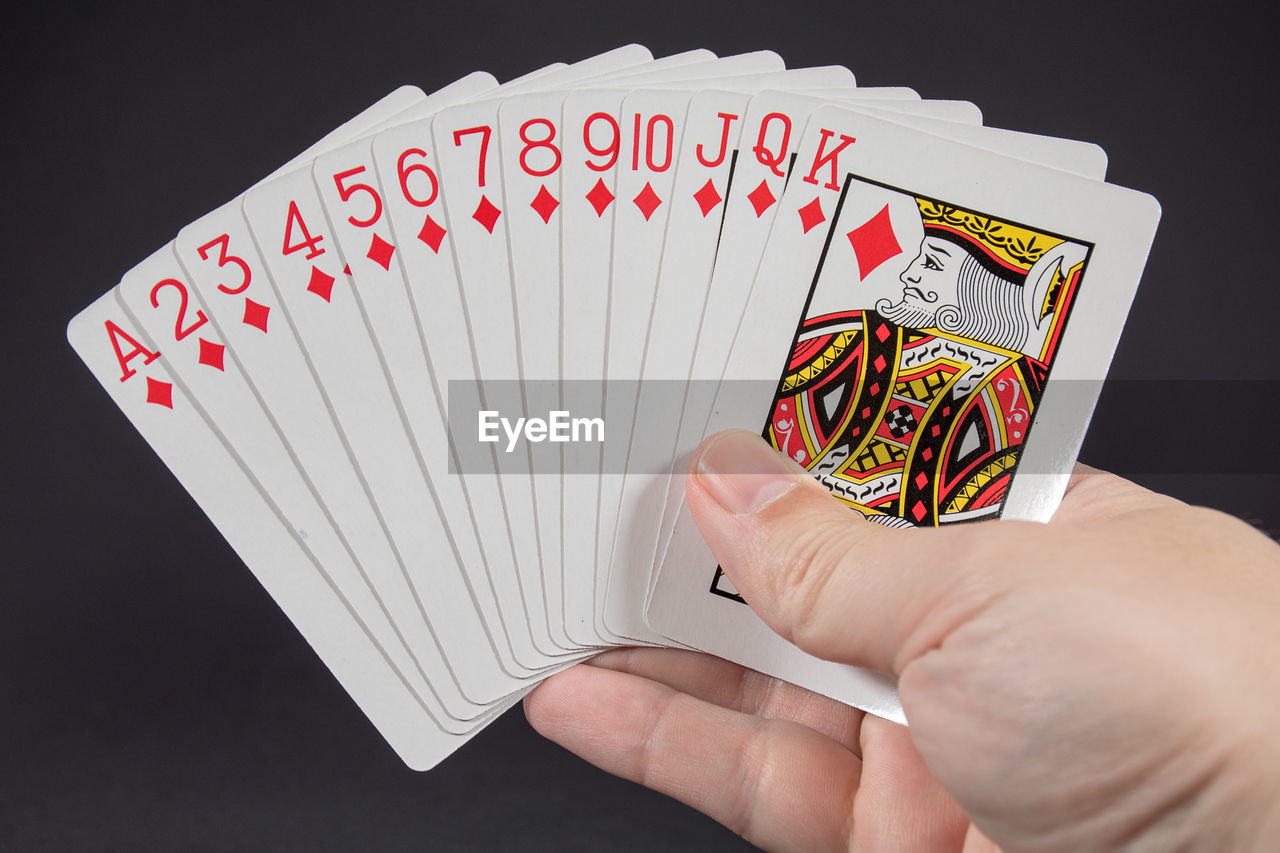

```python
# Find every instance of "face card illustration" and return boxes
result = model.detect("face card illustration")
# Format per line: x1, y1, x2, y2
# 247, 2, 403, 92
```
646, 106, 1160, 717
602, 72, 939, 644
647, 91, 1110, 601
713, 181, 1094, 598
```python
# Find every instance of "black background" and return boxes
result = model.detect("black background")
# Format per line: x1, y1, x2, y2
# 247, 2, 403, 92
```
4, 2, 1278, 850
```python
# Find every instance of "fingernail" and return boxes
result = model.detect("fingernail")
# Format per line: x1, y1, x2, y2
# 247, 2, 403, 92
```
695, 430, 803, 515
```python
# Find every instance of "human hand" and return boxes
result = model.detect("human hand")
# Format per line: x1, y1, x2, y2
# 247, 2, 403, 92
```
525, 430, 1280, 851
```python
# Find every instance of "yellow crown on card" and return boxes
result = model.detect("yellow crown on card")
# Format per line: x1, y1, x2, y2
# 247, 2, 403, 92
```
915, 198, 1065, 279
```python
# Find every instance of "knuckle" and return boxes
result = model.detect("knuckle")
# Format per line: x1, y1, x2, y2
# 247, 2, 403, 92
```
761, 505, 862, 651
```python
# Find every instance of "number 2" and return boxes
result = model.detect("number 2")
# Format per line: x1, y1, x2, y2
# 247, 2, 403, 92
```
149, 278, 208, 341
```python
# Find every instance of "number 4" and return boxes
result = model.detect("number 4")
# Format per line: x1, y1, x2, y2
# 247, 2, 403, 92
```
282, 200, 325, 259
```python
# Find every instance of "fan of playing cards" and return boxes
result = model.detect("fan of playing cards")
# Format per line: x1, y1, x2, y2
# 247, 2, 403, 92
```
69, 45, 1161, 769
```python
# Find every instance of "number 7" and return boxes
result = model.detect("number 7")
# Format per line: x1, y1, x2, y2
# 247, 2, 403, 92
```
452, 125, 492, 187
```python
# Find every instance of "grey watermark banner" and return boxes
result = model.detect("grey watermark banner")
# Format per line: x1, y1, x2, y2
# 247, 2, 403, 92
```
445, 379, 1280, 476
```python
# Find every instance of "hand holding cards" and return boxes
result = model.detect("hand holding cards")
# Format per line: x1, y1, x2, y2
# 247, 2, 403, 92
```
68, 46, 1160, 769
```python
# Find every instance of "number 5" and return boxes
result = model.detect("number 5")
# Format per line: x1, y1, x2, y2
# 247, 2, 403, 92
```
332, 166, 383, 227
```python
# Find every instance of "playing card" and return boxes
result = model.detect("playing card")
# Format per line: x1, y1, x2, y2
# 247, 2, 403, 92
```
241, 147, 527, 706
68, 287, 523, 767
309, 74, 577, 681
113, 248, 502, 728
594, 73, 964, 644
557, 54, 791, 645
643, 90, 1109, 606
70, 48, 1165, 774
489, 48, 730, 653
425, 49, 697, 658
646, 106, 1160, 720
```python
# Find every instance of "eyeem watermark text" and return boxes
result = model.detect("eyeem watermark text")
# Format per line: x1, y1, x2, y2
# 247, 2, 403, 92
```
478, 410, 605, 453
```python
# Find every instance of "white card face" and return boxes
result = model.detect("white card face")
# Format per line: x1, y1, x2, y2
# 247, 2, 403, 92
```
602, 88, 753, 644
550, 52, 796, 644
595, 71, 863, 642
494, 91, 580, 647
424, 53, 689, 656
645, 90, 1110, 602
557, 88, 632, 643
432, 104, 588, 654
604, 73, 912, 643
113, 248, 498, 730
241, 163, 527, 706
647, 106, 1160, 720
310, 82, 544, 679
592, 87, 699, 641
67, 290, 516, 769
370, 116, 580, 670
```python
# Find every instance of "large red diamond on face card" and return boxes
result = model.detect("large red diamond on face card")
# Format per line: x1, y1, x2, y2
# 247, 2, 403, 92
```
693, 179, 722, 217
366, 233, 395, 270
875, 322, 891, 342
472, 195, 501, 233
145, 376, 173, 408
845, 204, 902, 281
306, 266, 335, 302
242, 297, 269, 332
914, 471, 929, 490
746, 179, 776, 217
633, 181, 662, 221
417, 214, 446, 253
797, 197, 826, 234
197, 338, 225, 371
586, 178, 615, 217
530, 184, 560, 224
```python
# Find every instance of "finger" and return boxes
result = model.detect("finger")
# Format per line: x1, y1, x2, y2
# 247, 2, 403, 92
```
587, 646, 866, 753
851, 716, 970, 851
1056, 462, 1183, 523
525, 663, 862, 853
686, 429, 1015, 675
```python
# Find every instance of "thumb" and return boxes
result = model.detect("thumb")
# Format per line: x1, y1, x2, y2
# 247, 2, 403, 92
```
686, 429, 1011, 676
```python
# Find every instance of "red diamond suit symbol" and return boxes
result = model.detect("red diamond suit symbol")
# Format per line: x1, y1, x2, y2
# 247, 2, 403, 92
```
197, 338, 225, 371
306, 266, 336, 302
145, 376, 173, 408
472, 195, 501, 233
366, 233, 396, 271
692, 179, 722, 217
417, 215, 447, 253
845, 204, 902, 280
747, 179, 776, 217
530, 185, 560, 224
242, 298, 270, 332
633, 181, 662, 221
586, 178, 615, 217
797, 197, 826, 234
